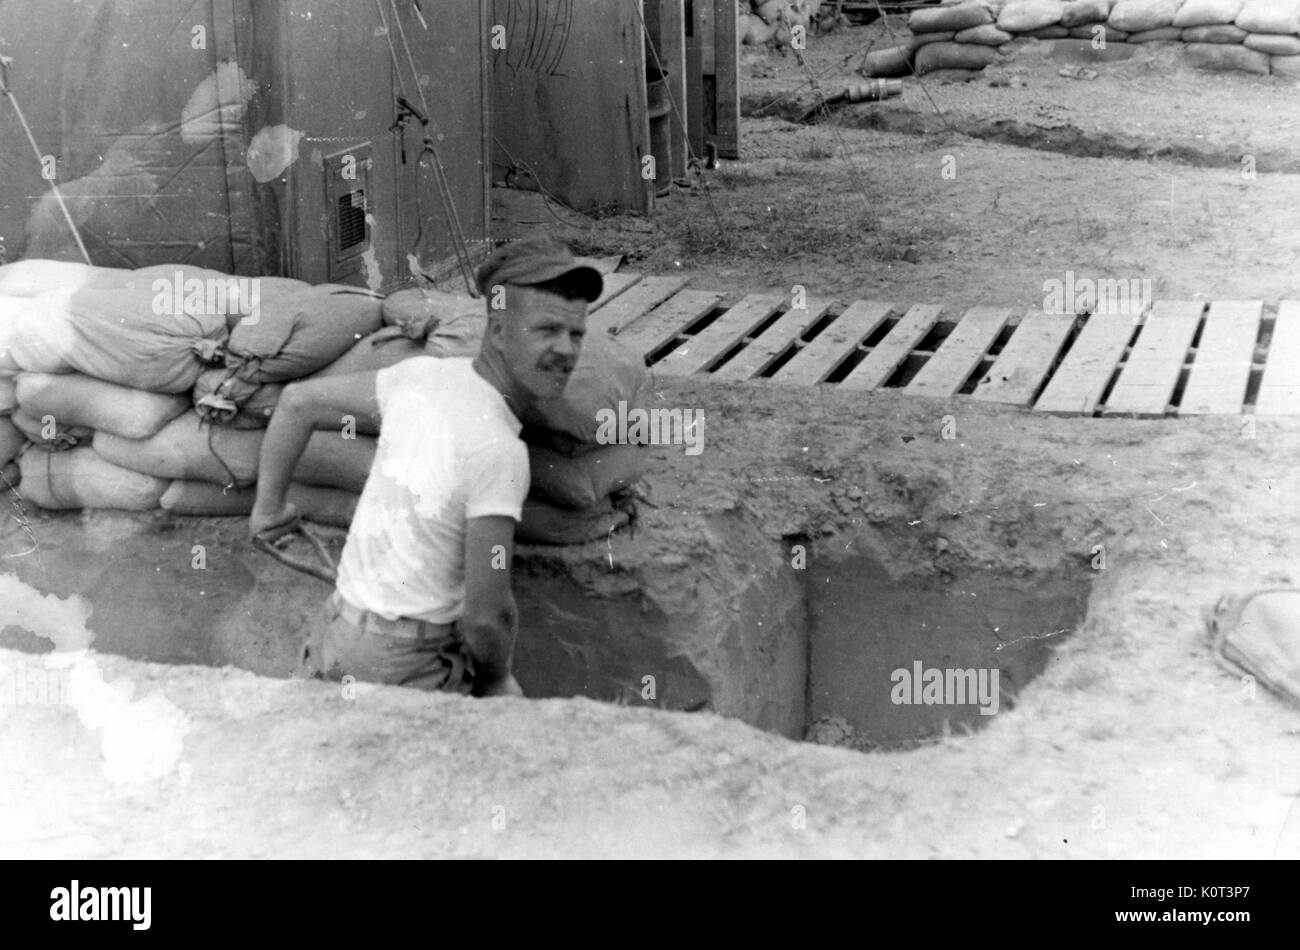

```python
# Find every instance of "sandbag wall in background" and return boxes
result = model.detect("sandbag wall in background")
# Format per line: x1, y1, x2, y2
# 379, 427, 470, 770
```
739, 0, 821, 49
857, 0, 1300, 78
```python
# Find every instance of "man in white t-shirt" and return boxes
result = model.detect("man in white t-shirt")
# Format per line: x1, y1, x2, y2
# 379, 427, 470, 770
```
249, 236, 602, 698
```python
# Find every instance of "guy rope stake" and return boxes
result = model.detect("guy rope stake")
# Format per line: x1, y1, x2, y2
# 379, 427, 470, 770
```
0, 55, 93, 265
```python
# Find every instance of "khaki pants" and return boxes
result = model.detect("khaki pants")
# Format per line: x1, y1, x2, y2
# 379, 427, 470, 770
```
299, 594, 475, 694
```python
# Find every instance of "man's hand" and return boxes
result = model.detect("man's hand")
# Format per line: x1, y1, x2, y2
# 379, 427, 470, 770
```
475, 674, 524, 699
249, 500, 298, 540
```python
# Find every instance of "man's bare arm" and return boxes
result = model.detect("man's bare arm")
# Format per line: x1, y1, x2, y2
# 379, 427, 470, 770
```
460, 515, 522, 697
249, 371, 382, 537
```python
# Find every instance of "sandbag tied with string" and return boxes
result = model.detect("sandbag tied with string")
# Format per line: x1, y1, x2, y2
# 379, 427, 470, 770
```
380, 286, 481, 342
1, 265, 235, 388
193, 283, 384, 426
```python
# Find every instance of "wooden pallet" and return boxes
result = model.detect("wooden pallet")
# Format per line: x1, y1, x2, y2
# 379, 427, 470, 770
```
589, 275, 1294, 415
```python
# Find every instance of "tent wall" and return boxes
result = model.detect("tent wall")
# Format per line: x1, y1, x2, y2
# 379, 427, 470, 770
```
0, 0, 251, 271
276, 0, 490, 289
490, 0, 653, 214
0, 0, 489, 288
0, 1, 89, 268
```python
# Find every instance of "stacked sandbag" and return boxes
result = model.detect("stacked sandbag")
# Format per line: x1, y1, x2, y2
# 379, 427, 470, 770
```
3, 256, 645, 547
15, 373, 190, 440
379, 286, 484, 359
516, 497, 633, 546
0, 415, 24, 471
526, 442, 647, 511
141, 431, 637, 546
381, 286, 471, 340
213, 289, 482, 428
509, 343, 649, 544
0, 258, 364, 516
367, 287, 652, 529
1106, 0, 1182, 33
520, 331, 649, 445
9, 408, 93, 449
4, 362, 203, 511
878, 0, 1300, 77
0, 292, 80, 374
159, 481, 361, 529
740, 0, 819, 49
18, 446, 169, 511
190, 285, 479, 427
193, 284, 384, 424
1059, 0, 1130, 39
312, 328, 427, 378
307, 309, 646, 544
0, 260, 121, 297
0, 362, 19, 472
94, 411, 375, 492
0, 300, 18, 482
0, 265, 247, 389
862, 2, 1007, 77
93, 407, 375, 528
317, 308, 651, 541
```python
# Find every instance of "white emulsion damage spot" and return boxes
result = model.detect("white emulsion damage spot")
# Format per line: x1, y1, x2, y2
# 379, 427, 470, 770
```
246, 125, 305, 183
0, 575, 190, 784
181, 61, 255, 145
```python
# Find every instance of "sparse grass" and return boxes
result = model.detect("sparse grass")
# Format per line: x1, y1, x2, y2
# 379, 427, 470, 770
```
801, 139, 837, 161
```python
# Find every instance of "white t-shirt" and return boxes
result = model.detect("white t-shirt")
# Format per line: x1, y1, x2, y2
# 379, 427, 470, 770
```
334, 357, 528, 623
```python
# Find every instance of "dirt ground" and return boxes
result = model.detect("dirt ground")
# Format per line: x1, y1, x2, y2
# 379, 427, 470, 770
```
5, 380, 1300, 859
4, 23, 1300, 859
521, 18, 1300, 311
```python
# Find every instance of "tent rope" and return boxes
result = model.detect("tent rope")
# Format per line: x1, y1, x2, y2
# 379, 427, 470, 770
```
0, 55, 93, 264
374, 0, 479, 296
0, 460, 37, 560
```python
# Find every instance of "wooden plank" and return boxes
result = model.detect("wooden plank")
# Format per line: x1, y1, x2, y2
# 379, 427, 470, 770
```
658, 0, 689, 179
711, 0, 739, 159
654, 294, 784, 376
697, 0, 716, 75
589, 275, 689, 333
590, 272, 644, 313
684, 23, 704, 160
573, 254, 625, 274
614, 289, 725, 358
838, 304, 943, 391
1102, 300, 1202, 416
971, 310, 1075, 407
1033, 313, 1137, 414
1255, 301, 1300, 415
907, 306, 1013, 399
1179, 300, 1262, 415
771, 300, 896, 386
711, 297, 834, 381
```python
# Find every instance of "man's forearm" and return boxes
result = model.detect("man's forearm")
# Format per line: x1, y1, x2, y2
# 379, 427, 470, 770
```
460, 601, 517, 685
253, 386, 317, 514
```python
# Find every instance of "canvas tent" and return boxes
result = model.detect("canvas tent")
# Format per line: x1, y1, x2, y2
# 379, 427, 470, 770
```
488, 0, 740, 213
0, 0, 489, 290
